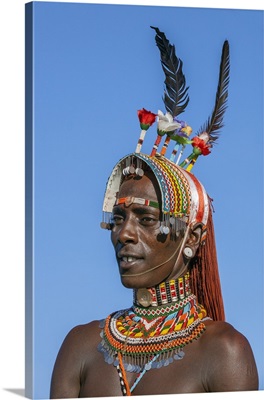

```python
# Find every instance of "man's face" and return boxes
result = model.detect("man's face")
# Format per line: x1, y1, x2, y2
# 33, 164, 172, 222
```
111, 172, 186, 289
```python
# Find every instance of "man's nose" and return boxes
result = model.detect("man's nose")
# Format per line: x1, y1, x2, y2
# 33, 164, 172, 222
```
117, 216, 139, 245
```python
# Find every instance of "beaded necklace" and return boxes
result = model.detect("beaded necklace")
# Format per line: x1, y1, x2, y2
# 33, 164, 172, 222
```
97, 273, 209, 396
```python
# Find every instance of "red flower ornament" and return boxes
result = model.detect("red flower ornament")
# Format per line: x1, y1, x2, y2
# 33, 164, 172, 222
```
135, 108, 157, 153
137, 108, 157, 130
179, 132, 211, 171
192, 136, 211, 156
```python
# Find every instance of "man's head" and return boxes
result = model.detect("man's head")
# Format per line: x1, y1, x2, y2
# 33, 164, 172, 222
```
102, 153, 208, 287
101, 153, 225, 321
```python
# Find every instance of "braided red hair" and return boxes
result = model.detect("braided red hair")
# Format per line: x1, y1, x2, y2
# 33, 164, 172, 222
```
189, 203, 225, 321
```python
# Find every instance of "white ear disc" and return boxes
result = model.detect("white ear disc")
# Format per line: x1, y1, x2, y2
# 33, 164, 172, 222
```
183, 247, 193, 259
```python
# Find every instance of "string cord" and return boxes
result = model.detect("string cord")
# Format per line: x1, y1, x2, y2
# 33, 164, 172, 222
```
130, 354, 159, 393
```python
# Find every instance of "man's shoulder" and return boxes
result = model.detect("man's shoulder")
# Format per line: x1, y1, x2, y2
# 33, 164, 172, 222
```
201, 319, 252, 359
203, 319, 250, 351
63, 308, 129, 351
56, 320, 103, 357
199, 320, 258, 391
69, 319, 103, 335
61, 319, 103, 354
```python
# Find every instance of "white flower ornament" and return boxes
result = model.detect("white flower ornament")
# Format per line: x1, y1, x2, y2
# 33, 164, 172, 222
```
157, 110, 181, 134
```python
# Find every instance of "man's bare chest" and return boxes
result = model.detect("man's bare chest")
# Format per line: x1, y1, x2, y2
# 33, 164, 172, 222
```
79, 342, 206, 397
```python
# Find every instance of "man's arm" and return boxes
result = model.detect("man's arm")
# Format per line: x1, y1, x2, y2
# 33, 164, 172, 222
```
50, 320, 101, 399
203, 322, 259, 392
50, 325, 85, 399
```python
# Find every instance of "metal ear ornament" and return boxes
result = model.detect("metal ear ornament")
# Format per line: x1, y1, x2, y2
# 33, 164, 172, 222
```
183, 246, 194, 259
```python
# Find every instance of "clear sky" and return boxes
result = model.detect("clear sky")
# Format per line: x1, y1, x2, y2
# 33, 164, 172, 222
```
2, 1, 263, 399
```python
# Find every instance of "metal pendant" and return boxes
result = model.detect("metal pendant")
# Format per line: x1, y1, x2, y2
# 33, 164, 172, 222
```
136, 288, 152, 307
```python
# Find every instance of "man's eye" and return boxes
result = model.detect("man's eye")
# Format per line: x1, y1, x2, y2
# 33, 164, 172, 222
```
140, 216, 159, 225
112, 216, 124, 225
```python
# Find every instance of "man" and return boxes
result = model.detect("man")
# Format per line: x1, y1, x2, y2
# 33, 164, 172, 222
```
50, 29, 258, 397
50, 155, 258, 398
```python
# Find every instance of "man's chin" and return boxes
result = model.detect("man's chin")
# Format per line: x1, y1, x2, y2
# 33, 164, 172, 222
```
119, 273, 161, 289
120, 275, 142, 289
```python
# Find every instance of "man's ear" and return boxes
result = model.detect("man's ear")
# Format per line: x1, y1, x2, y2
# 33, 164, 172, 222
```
184, 223, 203, 257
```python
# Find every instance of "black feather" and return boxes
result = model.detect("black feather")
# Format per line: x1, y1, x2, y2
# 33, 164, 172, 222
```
151, 26, 189, 117
197, 40, 230, 143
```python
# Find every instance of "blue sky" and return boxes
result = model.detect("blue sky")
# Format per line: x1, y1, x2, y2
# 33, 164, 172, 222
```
24, 1, 263, 398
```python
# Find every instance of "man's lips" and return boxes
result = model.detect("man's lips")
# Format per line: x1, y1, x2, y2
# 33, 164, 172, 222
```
117, 252, 143, 269
120, 256, 139, 263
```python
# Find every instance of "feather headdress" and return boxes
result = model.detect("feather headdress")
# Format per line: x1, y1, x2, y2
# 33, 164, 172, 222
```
151, 26, 189, 117
179, 40, 230, 171
196, 40, 230, 142
135, 27, 230, 171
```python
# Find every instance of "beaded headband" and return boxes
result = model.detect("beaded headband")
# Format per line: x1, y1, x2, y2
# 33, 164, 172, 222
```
101, 27, 230, 241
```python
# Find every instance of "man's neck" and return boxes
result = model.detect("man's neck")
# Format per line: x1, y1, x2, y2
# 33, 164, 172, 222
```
133, 272, 191, 308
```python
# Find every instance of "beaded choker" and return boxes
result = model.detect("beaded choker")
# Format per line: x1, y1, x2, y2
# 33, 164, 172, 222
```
134, 273, 191, 307
97, 273, 208, 395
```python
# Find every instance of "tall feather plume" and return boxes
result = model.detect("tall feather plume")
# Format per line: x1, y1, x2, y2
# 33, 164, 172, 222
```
197, 40, 230, 143
151, 26, 189, 117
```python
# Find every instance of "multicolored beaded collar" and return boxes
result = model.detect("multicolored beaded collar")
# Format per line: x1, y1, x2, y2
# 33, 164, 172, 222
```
97, 273, 209, 396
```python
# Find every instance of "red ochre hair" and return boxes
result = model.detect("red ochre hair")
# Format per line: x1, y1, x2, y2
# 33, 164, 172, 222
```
189, 204, 225, 321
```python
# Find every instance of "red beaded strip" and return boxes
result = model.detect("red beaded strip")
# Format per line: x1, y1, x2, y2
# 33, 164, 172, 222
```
115, 196, 159, 209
